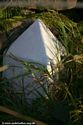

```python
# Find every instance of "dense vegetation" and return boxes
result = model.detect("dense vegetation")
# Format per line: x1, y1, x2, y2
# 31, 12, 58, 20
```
0, 5, 83, 125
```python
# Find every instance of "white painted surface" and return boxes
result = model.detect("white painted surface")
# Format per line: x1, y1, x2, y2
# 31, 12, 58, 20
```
6, 19, 62, 65
3, 19, 66, 101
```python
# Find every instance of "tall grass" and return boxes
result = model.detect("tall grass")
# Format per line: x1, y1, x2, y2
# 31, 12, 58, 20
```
0, 10, 83, 125
27, 11, 82, 55
0, 53, 83, 125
